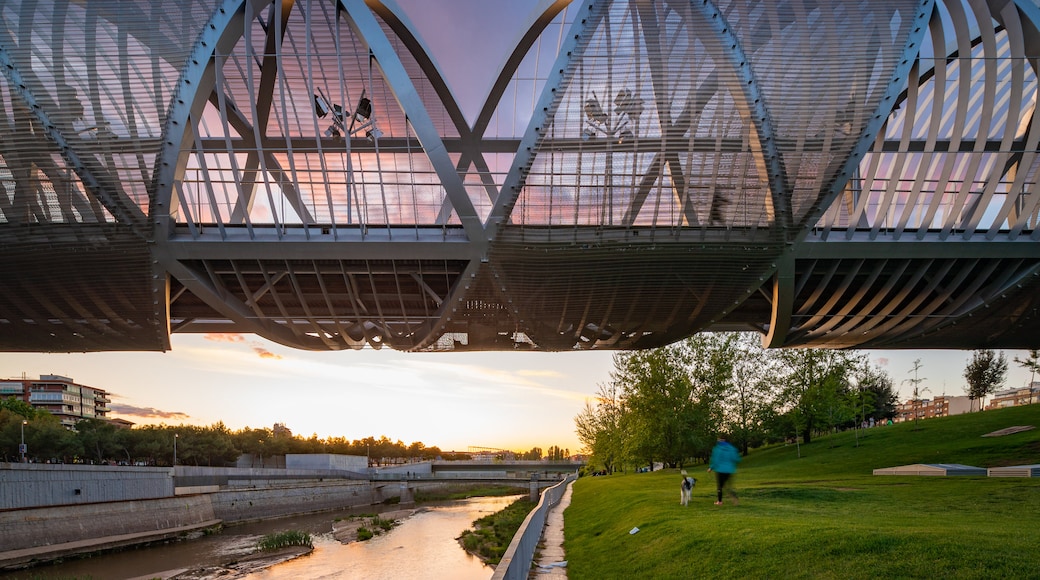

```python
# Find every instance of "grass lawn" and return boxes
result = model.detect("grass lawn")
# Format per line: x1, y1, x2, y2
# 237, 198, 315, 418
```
564, 404, 1040, 579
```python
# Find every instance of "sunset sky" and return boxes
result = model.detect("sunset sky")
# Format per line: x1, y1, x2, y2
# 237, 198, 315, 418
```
1, 336, 1034, 454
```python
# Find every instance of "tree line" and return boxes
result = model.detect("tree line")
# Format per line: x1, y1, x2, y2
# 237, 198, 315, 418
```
0, 399, 467, 466
575, 334, 1025, 474
575, 333, 900, 473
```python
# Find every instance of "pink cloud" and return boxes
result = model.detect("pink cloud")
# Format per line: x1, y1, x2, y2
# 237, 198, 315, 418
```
204, 333, 247, 343
253, 346, 282, 360
109, 404, 190, 420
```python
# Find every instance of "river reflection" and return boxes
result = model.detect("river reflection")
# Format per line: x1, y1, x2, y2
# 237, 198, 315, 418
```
242, 496, 516, 580
0, 495, 518, 580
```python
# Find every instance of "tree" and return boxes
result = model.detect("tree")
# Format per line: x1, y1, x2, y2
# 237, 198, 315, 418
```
684, 334, 739, 460
775, 349, 861, 449
1013, 349, 1040, 405
613, 343, 700, 468
75, 418, 121, 462
574, 381, 626, 474
723, 336, 782, 459
903, 359, 929, 428
964, 349, 1008, 410
1, 396, 40, 419
858, 364, 898, 421
522, 447, 543, 461
849, 363, 895, 446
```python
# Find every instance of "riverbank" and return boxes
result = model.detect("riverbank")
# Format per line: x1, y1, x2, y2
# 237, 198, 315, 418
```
163, 545, 314, 580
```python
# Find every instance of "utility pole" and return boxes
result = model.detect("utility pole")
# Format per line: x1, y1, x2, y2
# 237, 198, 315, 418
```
20, 420, 28, 462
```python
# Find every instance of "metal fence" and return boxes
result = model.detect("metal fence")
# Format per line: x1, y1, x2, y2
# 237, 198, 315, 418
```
492, 473, 576, 580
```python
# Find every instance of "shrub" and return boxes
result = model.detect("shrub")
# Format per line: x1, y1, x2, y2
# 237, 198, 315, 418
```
255, 530, 312, 552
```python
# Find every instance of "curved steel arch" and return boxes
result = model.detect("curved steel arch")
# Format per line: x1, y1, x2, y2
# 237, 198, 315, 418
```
3, 0, 1040, 353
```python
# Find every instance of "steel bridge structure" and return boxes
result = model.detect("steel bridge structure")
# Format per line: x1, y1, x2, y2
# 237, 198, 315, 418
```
2, 0, 1040, 353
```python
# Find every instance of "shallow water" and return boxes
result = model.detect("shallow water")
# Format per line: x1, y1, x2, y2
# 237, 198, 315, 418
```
241, 496, 516, 580
1, 495, 516, 580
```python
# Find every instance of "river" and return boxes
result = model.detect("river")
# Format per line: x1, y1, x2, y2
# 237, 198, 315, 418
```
0, 495, 519, 580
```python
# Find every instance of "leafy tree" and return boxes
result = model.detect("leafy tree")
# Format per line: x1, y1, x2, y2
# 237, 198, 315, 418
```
858, 364, 898, 421
0, 409, 29, 461
723, 334, 779, 455
75, 418, 121, 462
19, 413, 81, 462
1, 396, 40, 419
964, 349, 1008, 410
775, 349, 861, 448
1013, 349, 1040, 405
574, 381, 626, 473
613, 344, 697, 468
684, 334, 738, 460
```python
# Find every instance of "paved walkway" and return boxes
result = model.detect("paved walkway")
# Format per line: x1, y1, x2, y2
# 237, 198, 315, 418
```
530, 480, 573, 578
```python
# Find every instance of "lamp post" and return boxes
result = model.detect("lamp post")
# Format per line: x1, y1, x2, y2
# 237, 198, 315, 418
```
173, 433, 178, 466
20, 420, 28, 463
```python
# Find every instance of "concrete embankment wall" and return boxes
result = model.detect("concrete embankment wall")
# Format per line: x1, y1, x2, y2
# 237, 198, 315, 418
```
0, 495, 216, 552
174, 465, 367, 488
211, 480, 384, 523
0, 479, 397, 560
0, 463, 173, 509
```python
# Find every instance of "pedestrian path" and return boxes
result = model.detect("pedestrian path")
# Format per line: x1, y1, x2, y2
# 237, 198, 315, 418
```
530, 480, 573, 578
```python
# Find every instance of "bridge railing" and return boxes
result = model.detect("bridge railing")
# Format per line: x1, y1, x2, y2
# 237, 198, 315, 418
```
492, 472, 576, 580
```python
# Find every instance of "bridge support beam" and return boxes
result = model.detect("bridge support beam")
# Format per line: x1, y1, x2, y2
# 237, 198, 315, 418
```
399, 482, 415, 505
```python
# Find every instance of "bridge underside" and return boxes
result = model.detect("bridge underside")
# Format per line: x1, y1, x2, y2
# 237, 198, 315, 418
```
2, 0, 1040, 352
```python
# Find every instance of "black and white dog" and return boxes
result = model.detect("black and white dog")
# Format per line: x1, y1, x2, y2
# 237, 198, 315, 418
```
680, 470, 697, 506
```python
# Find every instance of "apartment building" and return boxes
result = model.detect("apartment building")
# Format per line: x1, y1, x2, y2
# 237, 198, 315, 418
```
0, 375, 110, 428
986, 384, 1040, 410
895, 395, 974, 423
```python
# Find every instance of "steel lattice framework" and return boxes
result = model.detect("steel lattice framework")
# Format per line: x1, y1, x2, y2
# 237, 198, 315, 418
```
1, 0, 1039, 353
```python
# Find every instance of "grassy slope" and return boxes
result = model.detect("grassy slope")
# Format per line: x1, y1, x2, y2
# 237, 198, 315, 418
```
564, 404, 1040, 579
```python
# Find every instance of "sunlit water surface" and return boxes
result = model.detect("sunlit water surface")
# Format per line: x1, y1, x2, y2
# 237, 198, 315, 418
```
242, 496, 515, 580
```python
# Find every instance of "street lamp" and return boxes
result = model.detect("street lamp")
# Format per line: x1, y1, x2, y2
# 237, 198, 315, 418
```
173, 433, 178, 466
20, 420, 28, 463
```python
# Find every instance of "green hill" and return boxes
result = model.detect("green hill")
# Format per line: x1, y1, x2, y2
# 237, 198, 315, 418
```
564, 404, 1040, 579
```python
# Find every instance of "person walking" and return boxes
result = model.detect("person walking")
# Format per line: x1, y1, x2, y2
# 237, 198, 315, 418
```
708, 435, 741, 505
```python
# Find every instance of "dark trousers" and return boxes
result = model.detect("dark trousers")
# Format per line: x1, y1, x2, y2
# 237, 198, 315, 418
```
715, 471, 736, 502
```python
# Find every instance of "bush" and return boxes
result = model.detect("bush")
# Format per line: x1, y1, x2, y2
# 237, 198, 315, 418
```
371, 516, 396, 532
356, 527, 374, 541
457, 497, 535, 565
255, 530, 312, 552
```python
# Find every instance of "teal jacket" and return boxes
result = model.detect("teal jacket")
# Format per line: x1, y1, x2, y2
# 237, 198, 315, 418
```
709, 440, 741, 474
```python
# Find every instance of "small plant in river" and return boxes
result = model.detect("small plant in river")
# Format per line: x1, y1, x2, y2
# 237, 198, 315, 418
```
356, 527, 374, 541
255, 530, 312, 552
370, 515, 396, 531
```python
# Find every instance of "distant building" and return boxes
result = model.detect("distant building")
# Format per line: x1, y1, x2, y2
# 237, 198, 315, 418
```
895, 395, 973, 423
986, 383, 1040, 410
0, 375, 111, 429
286, 454, 368, 472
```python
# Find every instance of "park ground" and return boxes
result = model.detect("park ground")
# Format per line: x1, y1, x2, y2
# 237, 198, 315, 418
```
562, 404, 1040, 579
